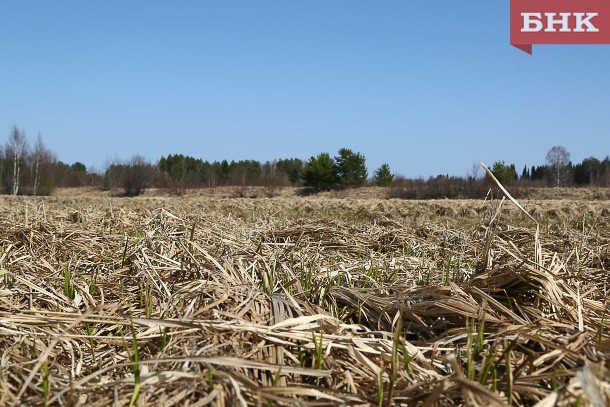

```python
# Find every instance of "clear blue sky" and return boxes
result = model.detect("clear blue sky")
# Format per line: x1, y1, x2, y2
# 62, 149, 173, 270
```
1, 1, 609, 177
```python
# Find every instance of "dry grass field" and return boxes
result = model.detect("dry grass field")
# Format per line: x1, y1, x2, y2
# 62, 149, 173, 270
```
1, 187, 609, 406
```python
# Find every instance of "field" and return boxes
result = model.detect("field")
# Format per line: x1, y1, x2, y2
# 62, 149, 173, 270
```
1, 187, 609, 406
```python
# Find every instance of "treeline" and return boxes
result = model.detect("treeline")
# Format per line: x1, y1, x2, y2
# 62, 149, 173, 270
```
390, 150, 610, 199
1, 126, 609, 197
99, 148, 384, 195
100, 155, 305, 196
156, 155, 302, 189
487, 154, 610, 188
0, 127, 99, 196
79, 150, 610, 199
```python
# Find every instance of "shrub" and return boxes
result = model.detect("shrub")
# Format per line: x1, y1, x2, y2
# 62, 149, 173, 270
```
121, 155, 154, 197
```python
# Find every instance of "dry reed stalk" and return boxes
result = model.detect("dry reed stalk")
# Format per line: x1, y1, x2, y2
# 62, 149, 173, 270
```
0, 194, 608, 406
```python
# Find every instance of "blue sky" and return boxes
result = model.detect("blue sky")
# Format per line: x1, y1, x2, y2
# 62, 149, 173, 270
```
1, 1, 609, 177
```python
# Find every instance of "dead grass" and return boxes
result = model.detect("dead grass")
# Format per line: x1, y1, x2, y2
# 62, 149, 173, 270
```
0, 192, 609, 406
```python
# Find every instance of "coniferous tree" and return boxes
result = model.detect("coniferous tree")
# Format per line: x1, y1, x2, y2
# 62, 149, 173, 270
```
490, 161, 517, 184
520, 165, 530, 181
334, 148, 367, 187
302, 153, 339, 190
573, 156, 601, 185
374, 163, 394, 186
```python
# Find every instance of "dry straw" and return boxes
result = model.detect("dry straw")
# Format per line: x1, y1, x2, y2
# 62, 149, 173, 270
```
0, 190, 608, 406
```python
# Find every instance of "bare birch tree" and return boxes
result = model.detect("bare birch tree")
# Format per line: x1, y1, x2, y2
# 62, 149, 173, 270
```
545, 145, 571, 187
31, 133, 54, 195
6, 126, 28, 195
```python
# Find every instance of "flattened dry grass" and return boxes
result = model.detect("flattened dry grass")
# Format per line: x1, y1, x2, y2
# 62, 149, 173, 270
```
0, 193, 609, 406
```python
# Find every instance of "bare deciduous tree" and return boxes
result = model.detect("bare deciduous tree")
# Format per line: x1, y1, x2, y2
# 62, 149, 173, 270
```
122, 155, 153, 196
545, 145, 571, 187
30, 133, 55, 195
5, 126, 28, 195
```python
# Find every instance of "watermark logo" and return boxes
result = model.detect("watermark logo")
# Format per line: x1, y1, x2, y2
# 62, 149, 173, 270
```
510, 0, 610, 54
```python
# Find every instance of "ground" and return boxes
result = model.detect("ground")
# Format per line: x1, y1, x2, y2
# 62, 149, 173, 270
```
0, 187, 609, 406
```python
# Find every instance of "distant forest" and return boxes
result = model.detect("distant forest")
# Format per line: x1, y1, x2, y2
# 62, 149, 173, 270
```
2, 126, 609, 197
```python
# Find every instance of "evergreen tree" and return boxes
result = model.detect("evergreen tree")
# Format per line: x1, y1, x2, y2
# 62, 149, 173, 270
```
334, 148, 367, 187
573, 156, 601, 185
302, 153, 339, 190
520, 165, 530, 180
490, 161, 517, 184
220, 160, 230, 183
374, 163, 394, 186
